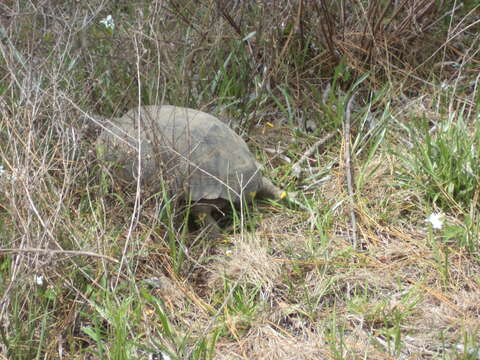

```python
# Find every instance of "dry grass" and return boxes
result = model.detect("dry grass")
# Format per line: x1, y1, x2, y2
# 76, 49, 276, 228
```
1, 0, 480, 359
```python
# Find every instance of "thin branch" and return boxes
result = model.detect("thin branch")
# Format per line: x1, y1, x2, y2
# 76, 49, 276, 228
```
114, 32, 144, 288
344, 94, 358, 248
216, 0, 242, 37
0, 248, 118, 263
292, 131, 336, 177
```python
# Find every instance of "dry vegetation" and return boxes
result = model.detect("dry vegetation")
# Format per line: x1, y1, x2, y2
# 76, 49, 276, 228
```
1, 0, 480, 359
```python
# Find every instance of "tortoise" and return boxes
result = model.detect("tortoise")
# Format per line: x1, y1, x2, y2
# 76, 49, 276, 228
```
95, 105, 284, 233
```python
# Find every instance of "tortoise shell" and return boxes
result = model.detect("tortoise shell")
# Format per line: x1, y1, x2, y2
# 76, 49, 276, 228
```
96, 105, 263, 203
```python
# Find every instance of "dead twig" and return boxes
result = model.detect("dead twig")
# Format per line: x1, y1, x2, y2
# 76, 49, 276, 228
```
292, 132, 336, 177
344, 94, 357, 248
0, 248, 118, 263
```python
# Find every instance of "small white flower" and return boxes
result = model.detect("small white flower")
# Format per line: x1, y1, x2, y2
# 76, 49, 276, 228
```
225, 249, 233, 257
160, 352, 172, 360
455, 344, 480, 358
426, 212, 444, 230
463, 161, 474, 176
34, 274, 44, 286
0, 166, 18, 182
100, 15, 115, 30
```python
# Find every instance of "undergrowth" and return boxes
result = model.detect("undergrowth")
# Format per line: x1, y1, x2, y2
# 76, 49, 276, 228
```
1, 0, 479, 359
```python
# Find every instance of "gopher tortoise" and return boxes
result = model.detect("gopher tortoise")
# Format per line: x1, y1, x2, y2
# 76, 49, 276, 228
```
95, 105, 284, 233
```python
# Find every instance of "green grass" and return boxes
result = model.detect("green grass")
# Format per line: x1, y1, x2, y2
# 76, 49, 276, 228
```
402, 112, 480, 213
1, 0, 480, 359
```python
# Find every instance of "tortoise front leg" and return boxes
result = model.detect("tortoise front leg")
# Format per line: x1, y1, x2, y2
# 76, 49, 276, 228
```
191, 204, 222, 238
